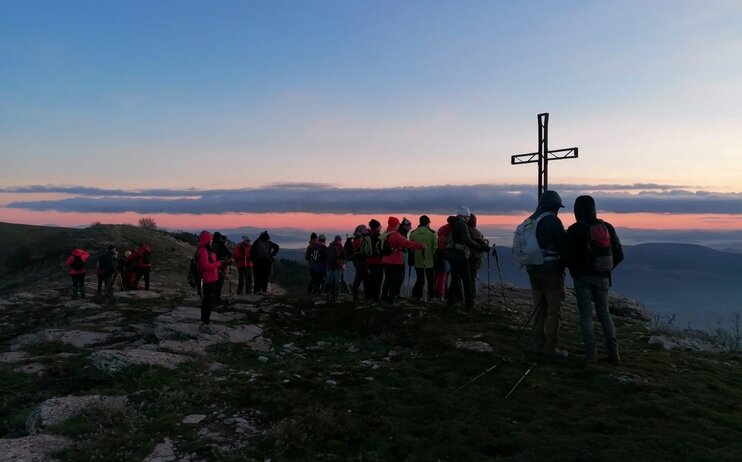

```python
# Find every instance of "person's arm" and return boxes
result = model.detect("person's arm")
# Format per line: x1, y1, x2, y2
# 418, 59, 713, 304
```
455, 222, 487, 251
607, 222, 624, 267
197, 248, 221, 270
270, 242, 280, 257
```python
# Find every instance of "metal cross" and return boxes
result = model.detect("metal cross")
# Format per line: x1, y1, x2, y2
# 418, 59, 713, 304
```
511, 113, 578, 199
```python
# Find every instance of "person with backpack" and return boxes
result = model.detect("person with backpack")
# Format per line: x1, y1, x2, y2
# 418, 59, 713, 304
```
66, 248, 90, 299
518, 190, 568, 359
325, 235, 347, 302
310, 234, 328, 297
347, 225, 370, 301
98, 245, 118, 300
365, 219, 384, 300
380, 216, 425, 305
232, 235, 253, 295
251, 231, 280, 295
467, 213, 489, 297
435, 222, 453, 300
132, 243, 152, 290
211, 232, 232, 304
122, 250, 137, 290
304, 233, 318, 295
445, 206, 490, 311
196, 231, 222, 334
565, 195, 624, 364
409, 215, 437, 300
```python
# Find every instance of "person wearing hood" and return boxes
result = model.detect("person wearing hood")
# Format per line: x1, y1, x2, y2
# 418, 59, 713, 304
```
349, 225, 369, 301
196, 231, 222, 333
409, 215, 437, 300
524, 190, 568, 359
304, 233, 318, 295
132, 242, 152, 290
446, 206, 490, 311
380, 216, 425, 304
211, 232, 232, 304
467, 213, 489, 297
97, 245, 118, 300
310, 234, 328, 297
365, 219, 384, 300
232, 235, 253, 295
251, 231, 280, 295
66, 248, 90, 299
566, 195, 624, 364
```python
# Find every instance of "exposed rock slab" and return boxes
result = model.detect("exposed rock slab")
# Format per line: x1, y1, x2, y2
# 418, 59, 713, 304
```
608, 293, 651, 321
648, 335, 723, 352
11, 329, 112, 351
0, 434, 73, 462
26, 395, 128, 434
90, 349, 189, 373
142, 438, 176, 462
0, 351, 30, 363
113, 290, 162, 300
454, 340, 493, 353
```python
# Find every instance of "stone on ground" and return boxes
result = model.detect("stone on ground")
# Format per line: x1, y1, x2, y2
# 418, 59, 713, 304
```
90, 349, 189, 373
0, 434, 73, 462
26, 395, 128, 434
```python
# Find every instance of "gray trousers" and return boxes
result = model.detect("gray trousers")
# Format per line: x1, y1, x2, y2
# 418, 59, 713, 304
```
574, 275, 618, 357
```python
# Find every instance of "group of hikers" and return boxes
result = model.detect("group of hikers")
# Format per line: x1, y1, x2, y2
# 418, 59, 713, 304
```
64, 242, 152, 299
64, 191, 624, 362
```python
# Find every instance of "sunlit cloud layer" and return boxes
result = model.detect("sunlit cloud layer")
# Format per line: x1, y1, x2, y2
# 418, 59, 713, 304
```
3, 183, 740, 215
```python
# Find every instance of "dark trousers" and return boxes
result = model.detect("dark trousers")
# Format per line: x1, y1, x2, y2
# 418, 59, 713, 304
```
448, 258, 474, 309
412, 267, 436, 299
366, 264, 384, 300
71, 273, 86, 298
381, 264, 404, 303
135, 268, 150, 290
237, 267, 253, 294
253, 259, 272, 294
311, 270, 326, 295
352, 260, 368, 300
201, 281, 217, 324
307, 268, 315, 294
216, 272, 225, 302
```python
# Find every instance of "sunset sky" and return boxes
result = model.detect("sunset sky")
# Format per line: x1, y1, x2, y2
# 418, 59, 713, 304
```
1, 1, 740, 235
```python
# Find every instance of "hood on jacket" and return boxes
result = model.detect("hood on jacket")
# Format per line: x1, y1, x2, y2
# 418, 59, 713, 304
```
574, 195, 597, 223
258, 231, 270, 241
535, 190, 565, 215
71, 248, 90, 261
468, 213, 478, 228
198, 231, 212, 248
369, 219, 381, 231
386, 216, 400, 232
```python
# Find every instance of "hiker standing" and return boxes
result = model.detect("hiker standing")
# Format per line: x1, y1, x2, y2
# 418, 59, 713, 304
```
132, 243, 152, 290
396, 217, 413, 297
66, 248, 90, 299
98, 246, 118, 300
325, 235, 347, 301
565, 195, 624, 363
304, 233, 318, 295
251, 231, 280, 295
380, 217, 424, 305
523, 190, 568, 358
435, 224, 452, 300
122, 250, 137, 290
446, 206, 489, 311
348, 225, 369, 301
232, 235, 253, 295
467, 213, 489, 297
409, 215, 437, 300
211, 232, 232, 303
365, 219, 384, 300
310, 234, 328, 296
196, 231, 222, 334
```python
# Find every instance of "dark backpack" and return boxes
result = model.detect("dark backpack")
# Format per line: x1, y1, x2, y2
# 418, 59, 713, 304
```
587, 222, 613, 272
376, 232, 393, 256
326, 245, 339, 265
142, 249, 151, 265
71, 254, 84, 271
343, 238, 356, 260
367, 234, 381, 257
187, 251, 202, 288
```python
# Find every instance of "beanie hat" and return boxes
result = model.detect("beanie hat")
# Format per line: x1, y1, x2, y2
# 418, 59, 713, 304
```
354, 225, 367, 237
388, 216, 400, 228
318, 234, 327, 242
334, 235, 343, 243
400, 217, 411, 227
419, 215, 430, 225
457, 205, 471, 217
310, 232, 318, 240
369, 219, 381, 230
241, 234, 251, 242
213, 231, 223, 240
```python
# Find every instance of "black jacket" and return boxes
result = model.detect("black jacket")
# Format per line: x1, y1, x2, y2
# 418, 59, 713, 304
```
565, 195, 624, 278
527, 190, 566, 273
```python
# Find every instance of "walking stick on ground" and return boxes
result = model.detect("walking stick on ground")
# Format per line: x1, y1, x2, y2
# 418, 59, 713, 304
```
486, 251, 491, 310
491, 245, 510, 308
505, 363, 537, 399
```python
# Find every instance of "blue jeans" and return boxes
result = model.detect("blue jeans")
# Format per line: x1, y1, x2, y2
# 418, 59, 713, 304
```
574, 275, 618, 357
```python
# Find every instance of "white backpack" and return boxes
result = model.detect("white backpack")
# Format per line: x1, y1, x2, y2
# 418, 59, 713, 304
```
512, 212, 552, 270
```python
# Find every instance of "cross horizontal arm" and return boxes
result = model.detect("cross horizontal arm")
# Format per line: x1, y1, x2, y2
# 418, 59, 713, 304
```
510, 147, 578, 165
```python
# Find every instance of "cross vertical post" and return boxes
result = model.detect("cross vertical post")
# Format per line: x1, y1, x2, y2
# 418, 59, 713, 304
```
512, 112, 578, 200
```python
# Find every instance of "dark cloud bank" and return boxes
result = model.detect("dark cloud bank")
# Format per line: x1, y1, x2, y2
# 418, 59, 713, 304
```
3, 183, 741, 215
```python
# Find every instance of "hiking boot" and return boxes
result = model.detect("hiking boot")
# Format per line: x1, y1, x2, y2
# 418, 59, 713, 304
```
607, 351, 621, 364
199, 323, 214, 335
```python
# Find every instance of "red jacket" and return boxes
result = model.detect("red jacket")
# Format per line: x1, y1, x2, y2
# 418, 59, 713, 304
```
196, 231, 221, 284
66, 248, 90, 275
381, 224, 424, 266
133, 244, 152, 269
232, 242, 253, 268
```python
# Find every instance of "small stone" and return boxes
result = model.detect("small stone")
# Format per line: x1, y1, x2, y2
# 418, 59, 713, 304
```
326, 380, 337, 386
182, 414, 207, 424
258, 356, 268, 362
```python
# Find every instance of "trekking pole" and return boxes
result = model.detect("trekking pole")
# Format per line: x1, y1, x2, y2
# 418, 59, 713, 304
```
454, 356, 510, 393
486, 251, 491, 310
505, 362, 537, 399
491, 245, 510, 309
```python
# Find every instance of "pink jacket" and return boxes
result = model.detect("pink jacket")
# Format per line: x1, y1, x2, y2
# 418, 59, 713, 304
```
381, 224, 424, 266
66, 248, 90, 275
196, 231, 221, 284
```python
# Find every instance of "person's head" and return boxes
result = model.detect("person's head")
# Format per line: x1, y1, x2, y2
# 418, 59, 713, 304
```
387, 216, 400, 230
419, 215, 431, 227
334, 235, 343, 244
457, 205, 471, 222
107, 245, 116, 253
353, 224, 367, 237
259, 230, 270, 241
573, 195, 597, 222
368, 219, 381, 231
537, 190, 565, 214
242, 234, 252, 244
318, 234, 327, 243
310, 232, 318, 242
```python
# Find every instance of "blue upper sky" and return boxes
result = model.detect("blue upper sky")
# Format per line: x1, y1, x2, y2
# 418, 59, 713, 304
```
1, 1, 740, 196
